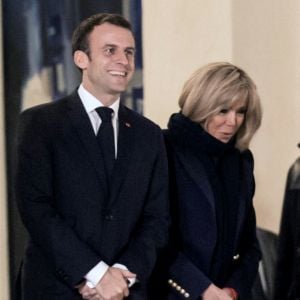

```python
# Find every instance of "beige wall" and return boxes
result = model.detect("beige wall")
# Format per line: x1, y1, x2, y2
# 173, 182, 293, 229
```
0, 0, 10, 297
143, 1, 233, 125
232, 1, 300, 233
143, 0, 300, 233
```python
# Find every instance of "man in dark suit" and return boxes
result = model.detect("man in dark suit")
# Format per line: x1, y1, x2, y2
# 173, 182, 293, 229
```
15, 13, 169, 300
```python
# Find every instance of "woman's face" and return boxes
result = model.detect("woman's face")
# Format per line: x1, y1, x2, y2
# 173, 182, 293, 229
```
206, 98, 247, 143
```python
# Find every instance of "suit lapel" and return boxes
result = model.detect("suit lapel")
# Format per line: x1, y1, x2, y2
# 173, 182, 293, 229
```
107, 105, 134, 208
176, 148, 243, 247
172, 136, 246, 246
174, 147, 215, 210
65, 93, 108, 195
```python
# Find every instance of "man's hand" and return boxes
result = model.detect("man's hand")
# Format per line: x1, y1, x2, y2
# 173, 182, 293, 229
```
77, 281, 99, 299
202, 283, 233, 300
94, 266, 136, 300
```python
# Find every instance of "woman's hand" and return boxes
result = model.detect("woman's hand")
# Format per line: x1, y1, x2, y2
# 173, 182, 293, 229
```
202, 284, 233, 300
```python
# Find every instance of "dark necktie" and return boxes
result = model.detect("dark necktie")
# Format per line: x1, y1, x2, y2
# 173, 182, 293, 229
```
95, 107, 115, 179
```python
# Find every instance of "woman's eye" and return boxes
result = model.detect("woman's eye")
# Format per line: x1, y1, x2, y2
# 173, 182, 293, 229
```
237, 109, 247, 115
219, 108, 228, 114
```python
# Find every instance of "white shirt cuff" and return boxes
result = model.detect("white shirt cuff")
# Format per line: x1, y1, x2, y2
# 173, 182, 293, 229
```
84, 261, 136, 288
85, 261, 109, 288
113, 263, 136, 287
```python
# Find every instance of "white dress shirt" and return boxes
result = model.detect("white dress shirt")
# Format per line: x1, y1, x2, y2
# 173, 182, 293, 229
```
78, 84, 119, 158
77, 85, 135, 288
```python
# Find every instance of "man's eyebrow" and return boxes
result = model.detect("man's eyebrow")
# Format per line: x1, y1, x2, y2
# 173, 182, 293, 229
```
125, 46, 136, 52
103, 43, 117, 48
102, 44, 135, 50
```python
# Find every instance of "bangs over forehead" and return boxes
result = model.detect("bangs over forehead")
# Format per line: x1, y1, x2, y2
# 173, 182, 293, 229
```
215, 83, 249, 109
190, 66, 251, 122
208, 66, 250, 108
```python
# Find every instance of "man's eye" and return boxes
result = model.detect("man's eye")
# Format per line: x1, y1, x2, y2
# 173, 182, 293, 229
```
125, 49, 135, 56
104, 47, 115, 55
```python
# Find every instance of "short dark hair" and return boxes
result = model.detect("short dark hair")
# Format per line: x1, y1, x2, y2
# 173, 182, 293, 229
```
72, 13, 133, 57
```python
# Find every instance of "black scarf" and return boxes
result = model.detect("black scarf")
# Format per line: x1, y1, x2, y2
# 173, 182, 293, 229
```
167, 112, 242, 284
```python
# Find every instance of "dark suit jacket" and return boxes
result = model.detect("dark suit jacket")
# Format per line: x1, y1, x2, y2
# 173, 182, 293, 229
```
150, 129, 261, 300
14, 91, 169, 300
251, 228, 278, 300
274, 157, 300, 300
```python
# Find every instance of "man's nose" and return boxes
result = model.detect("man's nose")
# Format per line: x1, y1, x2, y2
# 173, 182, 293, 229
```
114, 50, 129, 65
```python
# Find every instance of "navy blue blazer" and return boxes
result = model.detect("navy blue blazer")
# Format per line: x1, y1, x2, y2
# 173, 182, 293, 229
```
15, 91, 169, 299
155, 130, 261, 300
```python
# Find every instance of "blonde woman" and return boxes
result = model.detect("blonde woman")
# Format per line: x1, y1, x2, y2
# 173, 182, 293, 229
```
153, 62, 262, 300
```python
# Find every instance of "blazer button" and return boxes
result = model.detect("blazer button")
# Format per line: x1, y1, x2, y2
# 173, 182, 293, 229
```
55, 268, 63, 275
63, 275, 69, 280
105, 214, 114, 221
233, 253, 240, 260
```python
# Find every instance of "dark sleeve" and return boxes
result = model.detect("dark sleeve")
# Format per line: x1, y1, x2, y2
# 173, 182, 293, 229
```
166, 251, 212, 300
274, 166, 298, 300
225, 150, 261, 298
167, 192, 211, 298
117, 128, 170, 283
14, 109, 101, 287
226, 202, 261, 298
156, 134, 212, 300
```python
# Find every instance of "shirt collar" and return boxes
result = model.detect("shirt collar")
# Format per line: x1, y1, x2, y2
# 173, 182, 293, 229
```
78, 84, 120, 118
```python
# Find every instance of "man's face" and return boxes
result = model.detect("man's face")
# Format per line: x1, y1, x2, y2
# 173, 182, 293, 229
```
76, 23, 135, 103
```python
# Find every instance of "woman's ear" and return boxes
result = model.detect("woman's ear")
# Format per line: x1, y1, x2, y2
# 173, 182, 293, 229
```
73, 50, 89, 70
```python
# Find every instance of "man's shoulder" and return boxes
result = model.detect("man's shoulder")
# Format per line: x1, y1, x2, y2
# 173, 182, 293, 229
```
121, 105, 161, 131
21, 92, 77, 117
18, 92, 79, 131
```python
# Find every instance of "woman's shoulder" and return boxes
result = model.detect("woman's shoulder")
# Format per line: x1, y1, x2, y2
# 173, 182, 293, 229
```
241, 149, 254, 163
240, 149, 254, 174
161, 129, 172, 147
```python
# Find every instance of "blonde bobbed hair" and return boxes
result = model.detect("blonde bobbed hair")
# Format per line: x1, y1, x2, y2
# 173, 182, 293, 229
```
179, 62, 262, 151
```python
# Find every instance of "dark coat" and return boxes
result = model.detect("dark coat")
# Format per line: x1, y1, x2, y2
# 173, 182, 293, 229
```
14, 91, 169, 300
150, 114, 260, 300
274, 156, 300, 300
